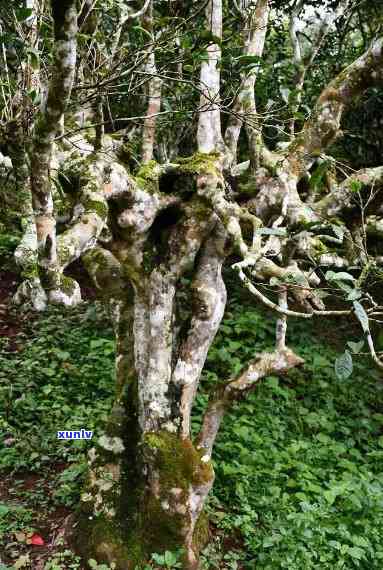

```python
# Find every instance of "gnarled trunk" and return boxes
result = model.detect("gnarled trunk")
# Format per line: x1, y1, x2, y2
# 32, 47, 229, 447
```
69, 232, 226, 569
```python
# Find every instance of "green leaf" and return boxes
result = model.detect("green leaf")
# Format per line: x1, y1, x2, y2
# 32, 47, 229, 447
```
53, 349, 70, 360
256, 227, 287, 237
309, 161, 329, 190
280, 86, 290, 103
200, 31, 222, 45
335, 350, 353, 380
0, 504, 10, 517
323, 489, 337, 505
90, 338, 107, 349
41, 367, 55, 377
349, 179, 363, 193
26, 47, 39, 70
348, 546, 365, 560
353, 301, 369, 333
347, 340, 364, 354
325, 271, 355, 282
332, 225, 345, 241
347, 288, 362, 301
152, 553, 165, 565
164, 551, 177, 566
266, 376, 279, 390
131, 26, 152, 39
236, 54, 262, 65
15, 7, 33, 21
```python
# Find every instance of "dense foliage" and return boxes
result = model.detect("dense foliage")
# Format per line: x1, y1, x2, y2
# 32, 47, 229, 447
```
1, 285, 383, 568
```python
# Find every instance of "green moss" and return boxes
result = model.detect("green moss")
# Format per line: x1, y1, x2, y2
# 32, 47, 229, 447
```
71, 513, 139, 569
60, 275, 77, 296
177, 152, 220, 176
135, 160, 159, 193
22, 266, 39, 280
193, 511, 210, 551
72, 429, 213, 568
83, 198, 108, 220
143, 431, 213, 490
190, 197, 210, 221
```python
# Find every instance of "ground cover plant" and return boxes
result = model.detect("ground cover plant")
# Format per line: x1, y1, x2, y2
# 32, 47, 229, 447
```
1, 281, 383, 568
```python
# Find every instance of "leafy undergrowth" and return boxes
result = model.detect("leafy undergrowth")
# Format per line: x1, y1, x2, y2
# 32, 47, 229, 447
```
0, 290, 383, 568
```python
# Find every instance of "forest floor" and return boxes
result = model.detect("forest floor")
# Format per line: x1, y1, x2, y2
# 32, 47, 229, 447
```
1, 250, 383, 569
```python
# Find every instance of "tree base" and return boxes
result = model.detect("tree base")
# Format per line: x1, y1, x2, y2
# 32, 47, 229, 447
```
67, 505, 210, 569
66, 430, 213, 569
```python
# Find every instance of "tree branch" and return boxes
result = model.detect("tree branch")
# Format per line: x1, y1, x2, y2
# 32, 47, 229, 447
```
172, 223, 227, 438
197, 348, 304, 457
316, 165, 383, 217
287, 37, 383, 173
224, 0, 270, 166
141, 1, 162, 163
197, 0, 223, 153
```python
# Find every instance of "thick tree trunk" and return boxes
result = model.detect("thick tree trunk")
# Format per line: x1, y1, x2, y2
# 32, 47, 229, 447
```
69, 266, 220, 568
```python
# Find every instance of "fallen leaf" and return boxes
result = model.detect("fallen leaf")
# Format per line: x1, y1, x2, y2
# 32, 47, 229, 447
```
30, 533, 45, 546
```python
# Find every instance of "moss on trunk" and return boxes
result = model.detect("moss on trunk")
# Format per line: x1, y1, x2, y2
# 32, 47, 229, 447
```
69, 423, 213, 569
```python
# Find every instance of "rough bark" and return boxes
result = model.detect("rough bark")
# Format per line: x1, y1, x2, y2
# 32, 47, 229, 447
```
197, 0, 223, 154
224, 0, 269, 166
287, 37, 383, 174
30, 0, 77, 300
141, 2, 162, 164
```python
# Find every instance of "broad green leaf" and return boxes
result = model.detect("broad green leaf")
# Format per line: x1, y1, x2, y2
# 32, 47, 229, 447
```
90, 338, 107, 349
332, 225, 345, 241
164, 550, 177, 565
335, 350, 353, 380
309, 161, 329, 190
200, 31, 222, 45
353, 301, 369, 333
323, 489, 337, 505
349, 179, 363, 193
0, 503, 10, 517
348, 546, 365, 560
280, 86, 290, 103
256, 227, 287, 236
347, 288, 362, 301
236, 54, 262, 65
266, 376, 279, 389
